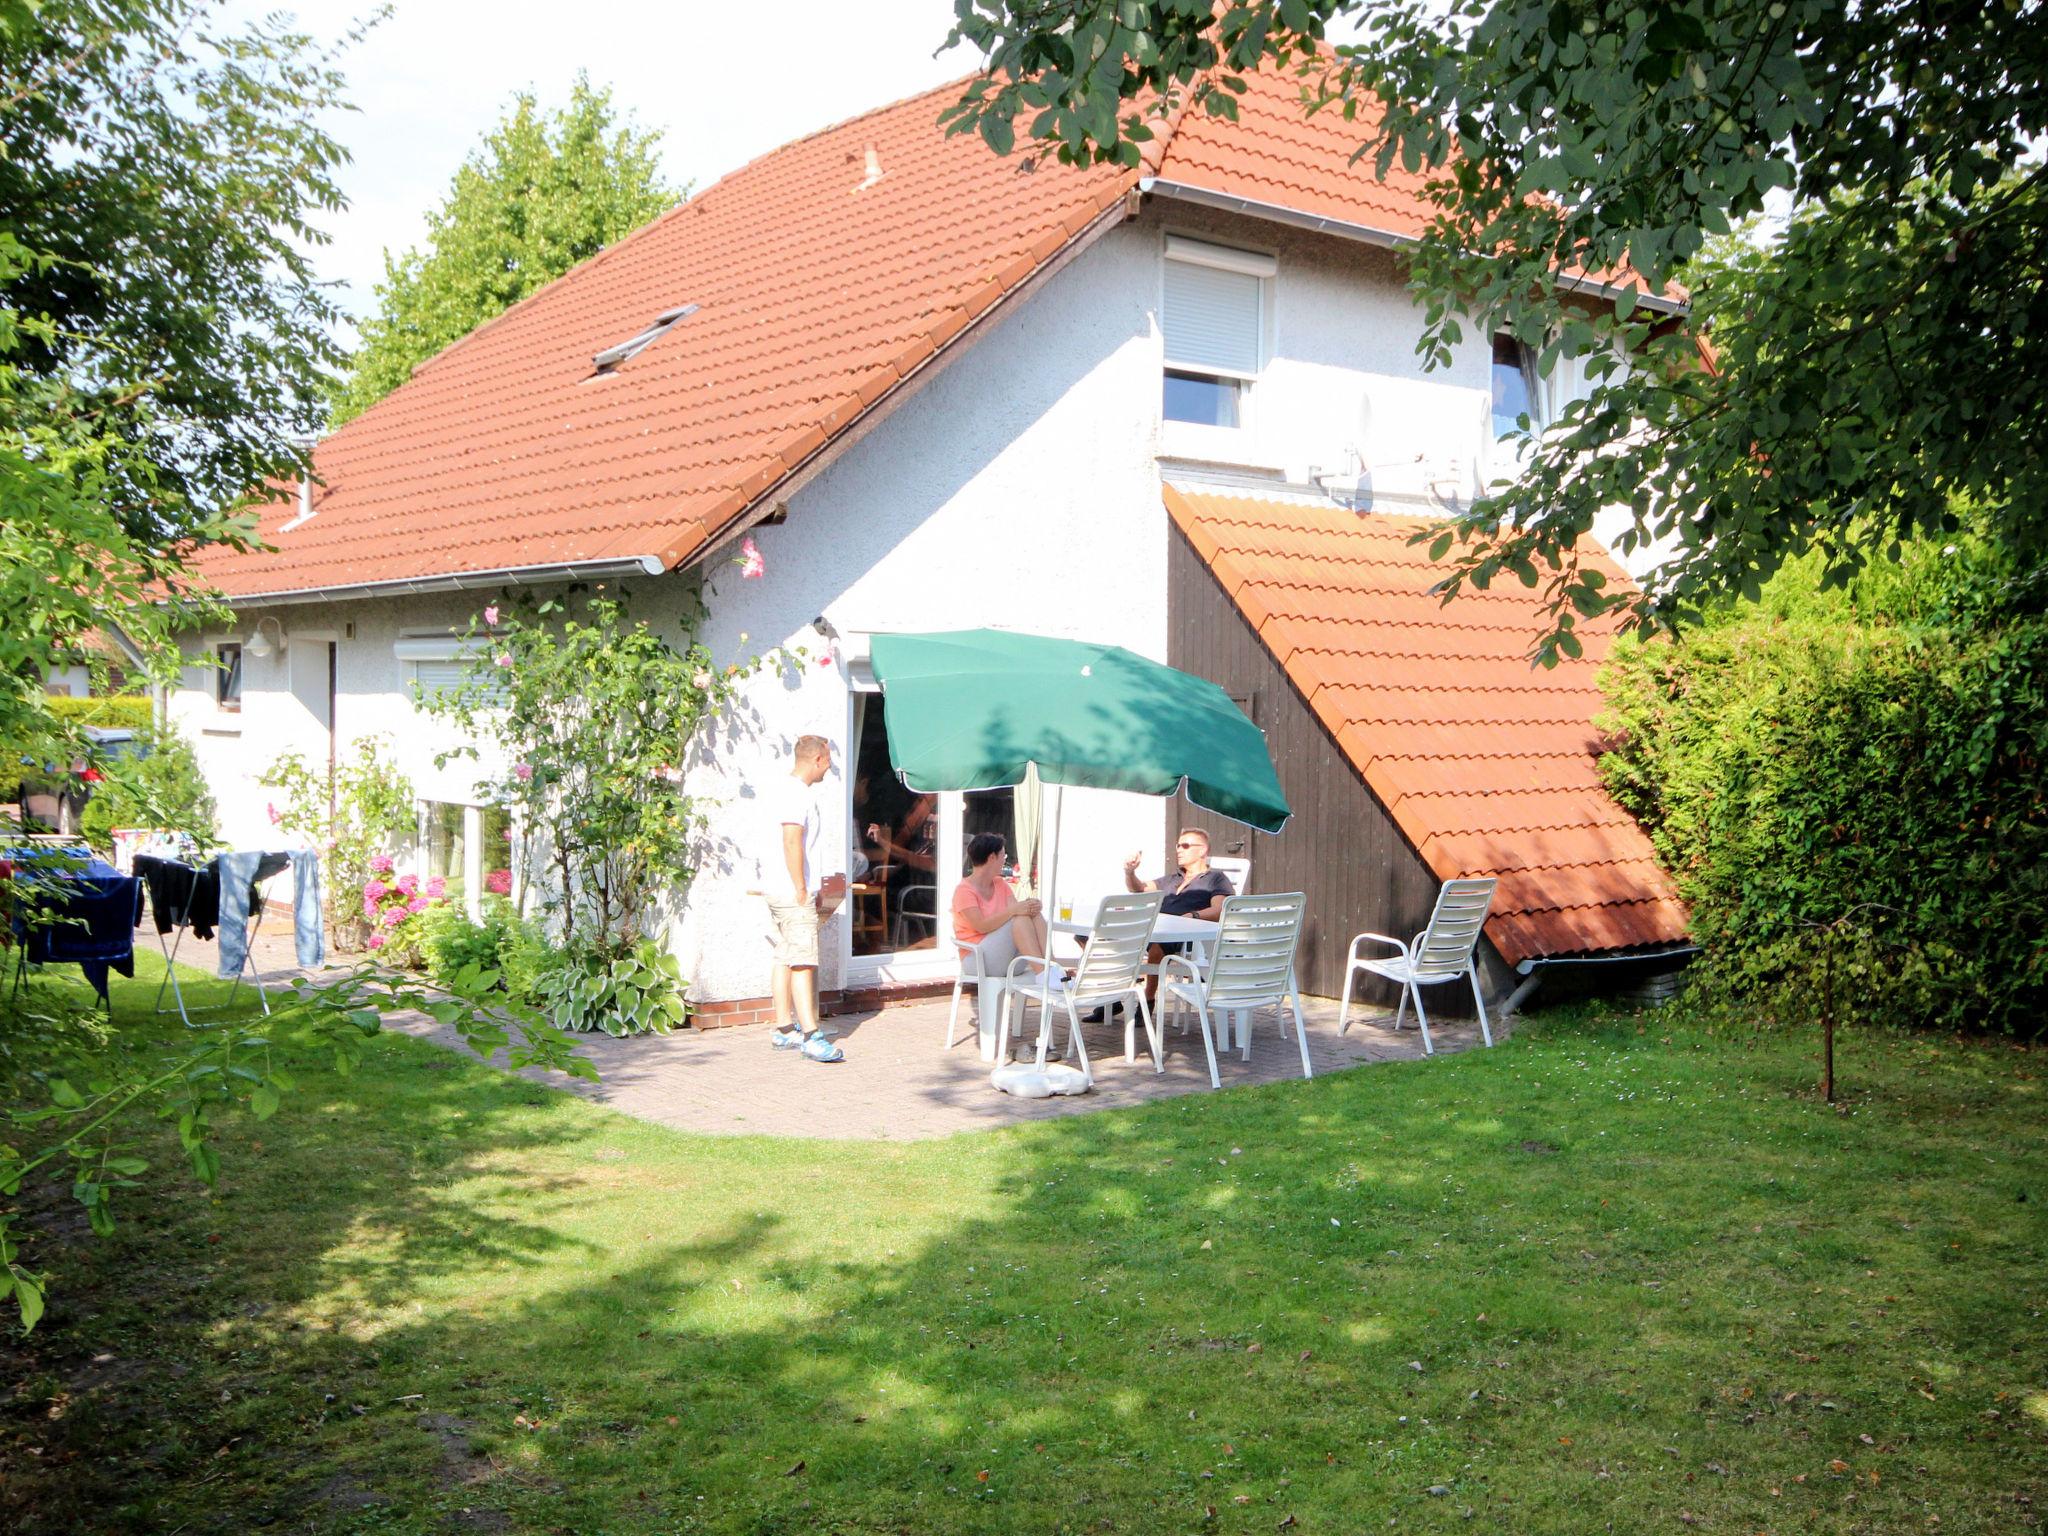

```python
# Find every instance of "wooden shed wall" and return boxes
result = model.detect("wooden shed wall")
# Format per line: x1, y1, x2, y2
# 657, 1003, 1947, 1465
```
1166, 522, 1515, 1012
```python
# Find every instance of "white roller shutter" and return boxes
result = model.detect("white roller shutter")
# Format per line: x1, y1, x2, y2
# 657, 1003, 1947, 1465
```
1163, 260, 1264, 378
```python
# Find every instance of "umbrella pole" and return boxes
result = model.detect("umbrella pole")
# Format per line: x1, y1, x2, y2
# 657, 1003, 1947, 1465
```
1043, 781, 1062, 928
1035, 780, 1064, 1070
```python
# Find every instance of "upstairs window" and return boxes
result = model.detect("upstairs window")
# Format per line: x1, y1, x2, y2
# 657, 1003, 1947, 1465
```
1491, 334, 1543, 440
215, 642, 242, 711
1162, 237, 1273, 429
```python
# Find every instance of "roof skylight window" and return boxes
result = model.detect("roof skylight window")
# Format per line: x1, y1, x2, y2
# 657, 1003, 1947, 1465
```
592, 303, 698, 373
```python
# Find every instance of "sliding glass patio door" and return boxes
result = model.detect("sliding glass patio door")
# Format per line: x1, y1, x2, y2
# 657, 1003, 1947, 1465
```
843, 686, 1028, 988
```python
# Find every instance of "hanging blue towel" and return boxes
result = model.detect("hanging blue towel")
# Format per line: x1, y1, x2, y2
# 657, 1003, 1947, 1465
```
16, 864, 143, 1004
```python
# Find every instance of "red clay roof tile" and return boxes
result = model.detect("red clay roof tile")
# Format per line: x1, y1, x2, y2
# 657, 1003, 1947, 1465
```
1165, 483, 1686, 963
191, 60, 1634, 601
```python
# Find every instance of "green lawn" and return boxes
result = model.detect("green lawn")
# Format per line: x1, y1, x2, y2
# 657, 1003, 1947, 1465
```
2, 950, 2044, 1535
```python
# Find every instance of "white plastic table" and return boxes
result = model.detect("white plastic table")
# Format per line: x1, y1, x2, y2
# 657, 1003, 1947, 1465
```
1047, 902, 1245, 1051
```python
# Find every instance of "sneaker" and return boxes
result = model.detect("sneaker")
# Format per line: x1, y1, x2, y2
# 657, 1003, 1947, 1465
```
801, 1032, 845, 1063
769, 1026, 804, 1050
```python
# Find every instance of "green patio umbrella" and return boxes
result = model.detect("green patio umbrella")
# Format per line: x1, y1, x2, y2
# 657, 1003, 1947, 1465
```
867, 629, 1288, 830
868, 630, 1289, 907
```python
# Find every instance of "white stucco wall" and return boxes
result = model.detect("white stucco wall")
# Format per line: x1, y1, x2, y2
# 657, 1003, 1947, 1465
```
166, 198, 1607, 1005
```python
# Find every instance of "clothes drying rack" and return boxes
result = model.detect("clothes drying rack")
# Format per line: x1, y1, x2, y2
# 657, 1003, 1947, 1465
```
140, 854, 291, 1028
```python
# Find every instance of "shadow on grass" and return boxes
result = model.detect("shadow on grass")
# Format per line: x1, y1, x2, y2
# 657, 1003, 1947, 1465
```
3, 969, 2045, 1536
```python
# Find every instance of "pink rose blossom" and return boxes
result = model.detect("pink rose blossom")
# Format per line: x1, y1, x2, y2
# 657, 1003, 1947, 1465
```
738, 535, 765, 579
425, 876, 446, 898
362, 880, 388, 901
366, 932, 386, 951
483, 603, 500, 626
692, 669, 713, 690
266, 801, 281, 825
495, 652, 513, 669
485, 868, 512, 895
513, 762, 534, 782
369, 853, 395, 875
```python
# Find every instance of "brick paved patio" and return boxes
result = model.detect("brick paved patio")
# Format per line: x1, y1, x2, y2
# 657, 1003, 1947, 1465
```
193, 929, 1502, 1143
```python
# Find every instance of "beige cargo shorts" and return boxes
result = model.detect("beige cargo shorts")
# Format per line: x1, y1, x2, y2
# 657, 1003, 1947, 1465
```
765, 896, 821, 967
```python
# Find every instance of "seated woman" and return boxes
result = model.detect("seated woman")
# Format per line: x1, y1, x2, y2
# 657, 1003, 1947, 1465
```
951, 832, 1056, 986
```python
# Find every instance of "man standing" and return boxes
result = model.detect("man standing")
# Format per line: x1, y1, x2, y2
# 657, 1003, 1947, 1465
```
761, 734, 847, 1062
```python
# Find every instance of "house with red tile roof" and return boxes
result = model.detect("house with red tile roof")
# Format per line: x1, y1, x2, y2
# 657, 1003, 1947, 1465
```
166, 65, 1688, 1021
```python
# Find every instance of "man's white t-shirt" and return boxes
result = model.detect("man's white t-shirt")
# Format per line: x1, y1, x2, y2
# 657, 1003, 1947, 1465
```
758, 771, 823, 897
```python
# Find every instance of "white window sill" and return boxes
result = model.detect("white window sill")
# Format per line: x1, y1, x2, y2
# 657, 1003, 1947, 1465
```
1158, 420, 1287, 475
201, 721, 242, 737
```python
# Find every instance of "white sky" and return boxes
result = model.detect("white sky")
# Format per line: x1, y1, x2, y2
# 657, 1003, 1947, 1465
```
224, 0, 983, 342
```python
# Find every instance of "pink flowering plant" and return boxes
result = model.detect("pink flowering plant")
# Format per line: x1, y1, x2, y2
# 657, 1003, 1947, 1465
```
359, 869, 449, 968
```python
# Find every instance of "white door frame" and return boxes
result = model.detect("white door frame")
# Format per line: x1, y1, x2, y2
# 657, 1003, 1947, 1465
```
842, 681, 955, 989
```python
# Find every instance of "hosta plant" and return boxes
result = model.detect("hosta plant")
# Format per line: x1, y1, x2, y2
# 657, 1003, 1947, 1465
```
532, 939, 688, 1036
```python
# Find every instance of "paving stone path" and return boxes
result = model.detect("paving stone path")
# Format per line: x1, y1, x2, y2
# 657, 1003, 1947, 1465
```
196, 929, 1501, 1143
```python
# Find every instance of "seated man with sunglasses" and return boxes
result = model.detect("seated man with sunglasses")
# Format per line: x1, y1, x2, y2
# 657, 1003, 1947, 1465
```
1079, 828, 1234, 1021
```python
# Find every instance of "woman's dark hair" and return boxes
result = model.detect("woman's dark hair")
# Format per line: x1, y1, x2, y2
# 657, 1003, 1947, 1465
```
965, 832, 1007, 872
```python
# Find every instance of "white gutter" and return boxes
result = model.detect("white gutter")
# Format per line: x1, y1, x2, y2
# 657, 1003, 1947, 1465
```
221, 553, 667, 610
1138, 177, 1690, 317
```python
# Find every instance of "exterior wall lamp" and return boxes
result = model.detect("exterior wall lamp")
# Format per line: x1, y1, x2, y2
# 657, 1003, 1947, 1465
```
243, 615, 290, 659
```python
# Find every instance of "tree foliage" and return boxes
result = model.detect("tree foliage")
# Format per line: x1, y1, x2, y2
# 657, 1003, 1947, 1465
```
0, 3, 601, 1334
329, 75, 677, 423
0, 0, 358, 777
940, 0, 2048, 660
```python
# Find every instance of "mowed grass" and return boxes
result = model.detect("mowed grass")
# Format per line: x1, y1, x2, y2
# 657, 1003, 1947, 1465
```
2, 949, 2044, 1535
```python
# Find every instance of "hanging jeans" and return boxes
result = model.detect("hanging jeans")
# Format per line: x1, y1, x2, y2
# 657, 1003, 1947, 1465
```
214, 850, 292, 979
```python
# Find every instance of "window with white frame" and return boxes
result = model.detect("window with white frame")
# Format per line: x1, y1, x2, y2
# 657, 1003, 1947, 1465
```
395, 634, 504, 703
418, 799, 516, 919
1491, 333, 1545, 441
1161, 236, 1274, 429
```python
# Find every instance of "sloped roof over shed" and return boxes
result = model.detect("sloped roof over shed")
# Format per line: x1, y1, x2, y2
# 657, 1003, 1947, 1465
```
1164, 483, 1689, 963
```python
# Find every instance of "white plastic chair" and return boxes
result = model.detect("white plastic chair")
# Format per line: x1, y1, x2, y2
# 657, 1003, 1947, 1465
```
1004, 890, 1163, 1086
1337, 877, 1498, 1055
945, 938, 999, 1052
1159, 892, 1311, 1087
1208, 855, 1251, 894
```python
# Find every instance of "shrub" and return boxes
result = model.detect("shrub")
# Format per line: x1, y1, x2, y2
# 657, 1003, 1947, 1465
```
1598, 552, 2048, 1036
0, 694, 155, 803
259, 738, 414, 951
359, 859, 448, 969
421, 897, 548, 997
418, 589, 768, 963
74, 721, 217, 852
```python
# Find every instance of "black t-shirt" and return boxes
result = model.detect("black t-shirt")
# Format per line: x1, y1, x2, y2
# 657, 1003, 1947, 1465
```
1159, 867, 1233, 917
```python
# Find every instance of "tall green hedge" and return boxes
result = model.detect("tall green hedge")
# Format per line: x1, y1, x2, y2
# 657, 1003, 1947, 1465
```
1599, 569, 2047, 1036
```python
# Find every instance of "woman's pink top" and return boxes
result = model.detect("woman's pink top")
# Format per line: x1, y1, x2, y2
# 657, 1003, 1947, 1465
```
952, 876, 1016, 944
